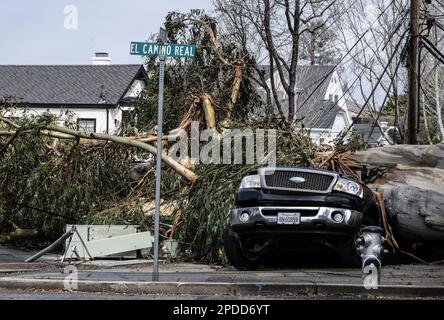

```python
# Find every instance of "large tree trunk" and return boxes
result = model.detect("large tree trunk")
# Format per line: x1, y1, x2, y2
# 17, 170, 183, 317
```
353, 144, 444, 241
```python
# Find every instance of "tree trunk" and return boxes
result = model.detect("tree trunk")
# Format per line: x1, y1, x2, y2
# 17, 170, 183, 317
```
353, 144, 444, 241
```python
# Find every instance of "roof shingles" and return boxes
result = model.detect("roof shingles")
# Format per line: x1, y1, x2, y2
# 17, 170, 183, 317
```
0, 65, 145, 105
269, 65, 341, 128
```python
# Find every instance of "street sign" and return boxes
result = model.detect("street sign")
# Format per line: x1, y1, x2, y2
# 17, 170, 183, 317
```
130, 42, 196, 59
130, 30, 195, 282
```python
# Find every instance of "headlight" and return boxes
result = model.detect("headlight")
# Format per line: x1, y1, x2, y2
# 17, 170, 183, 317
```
239, 175, 261, 189
333, 178, 363, 198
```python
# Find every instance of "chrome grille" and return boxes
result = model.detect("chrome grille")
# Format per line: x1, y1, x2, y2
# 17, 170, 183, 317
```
262, 169, 336, 193
261, 208, 319, 217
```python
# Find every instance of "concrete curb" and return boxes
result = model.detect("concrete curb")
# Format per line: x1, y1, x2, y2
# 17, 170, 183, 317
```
0, 277, 443, 297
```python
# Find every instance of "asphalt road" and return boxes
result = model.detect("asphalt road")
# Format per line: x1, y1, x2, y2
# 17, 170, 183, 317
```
0, 288, 335, 300
2, 289, 440, 300
1, 245, 443, 300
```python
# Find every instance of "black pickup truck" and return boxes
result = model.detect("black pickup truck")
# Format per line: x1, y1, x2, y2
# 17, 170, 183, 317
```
223, 166, 383, 270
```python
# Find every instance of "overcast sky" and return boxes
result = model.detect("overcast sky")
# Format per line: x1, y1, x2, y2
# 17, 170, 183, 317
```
0, 0, 213, 65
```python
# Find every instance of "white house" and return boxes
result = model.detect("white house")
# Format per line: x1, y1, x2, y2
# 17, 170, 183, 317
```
262, 65, 352, 144
0, 53, 148, 134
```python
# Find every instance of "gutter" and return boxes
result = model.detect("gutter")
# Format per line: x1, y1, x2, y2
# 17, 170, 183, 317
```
106, 107, 109, 134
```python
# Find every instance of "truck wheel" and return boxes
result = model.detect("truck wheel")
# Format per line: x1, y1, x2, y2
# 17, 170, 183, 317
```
223, 227, 263, 270
337, 237, 361, 268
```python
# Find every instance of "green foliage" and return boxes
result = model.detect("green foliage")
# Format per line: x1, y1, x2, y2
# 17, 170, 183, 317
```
175, 119, 317, 263
381, 93, 407, 117
0, 9, 374, 265
335, 129, 369, 153
0, 114, 134, 242
123, 10, 261, 135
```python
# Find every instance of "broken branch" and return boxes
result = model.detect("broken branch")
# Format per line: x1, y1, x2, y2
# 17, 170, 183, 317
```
0, 118, 198, 183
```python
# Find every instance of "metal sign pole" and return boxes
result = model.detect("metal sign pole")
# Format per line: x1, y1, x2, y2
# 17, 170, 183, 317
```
129, 28, 194, 281
152, 28, 167, 282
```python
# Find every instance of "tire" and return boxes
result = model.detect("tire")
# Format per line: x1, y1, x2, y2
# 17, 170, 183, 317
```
337, 237, 361, 268
223, 227, 263, 270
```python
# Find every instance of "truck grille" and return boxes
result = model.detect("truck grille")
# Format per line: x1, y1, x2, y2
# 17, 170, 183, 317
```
262, 169, 336, 193
261, 208, 319, 217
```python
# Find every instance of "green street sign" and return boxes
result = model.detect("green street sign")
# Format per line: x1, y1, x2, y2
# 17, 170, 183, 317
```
130, 42, 196, 58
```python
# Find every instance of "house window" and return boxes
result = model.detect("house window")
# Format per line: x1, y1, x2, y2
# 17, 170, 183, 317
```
334, 95, 339, 103
77, 118, 96, 133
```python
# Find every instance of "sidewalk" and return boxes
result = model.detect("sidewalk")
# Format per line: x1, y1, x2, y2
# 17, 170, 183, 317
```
0, 245, 443, 298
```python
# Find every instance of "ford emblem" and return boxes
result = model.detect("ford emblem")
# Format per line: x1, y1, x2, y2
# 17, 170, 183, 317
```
289, 177, 305, 184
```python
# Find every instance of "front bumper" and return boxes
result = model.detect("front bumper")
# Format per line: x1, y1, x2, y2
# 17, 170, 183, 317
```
228, 206, 363, 236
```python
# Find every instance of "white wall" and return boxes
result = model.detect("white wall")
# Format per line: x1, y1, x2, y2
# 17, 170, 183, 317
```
331, 112, 348, 138
308, 112, 348, 145
325, 72, 351, 126
123, 79, 145, 99
6, 107, 111, 133
309, 129, 332, 145
6, 78, 147, 135
108, 107, 122, 134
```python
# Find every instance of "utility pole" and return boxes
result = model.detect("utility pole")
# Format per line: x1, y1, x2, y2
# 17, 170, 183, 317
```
407, 0, 420, 144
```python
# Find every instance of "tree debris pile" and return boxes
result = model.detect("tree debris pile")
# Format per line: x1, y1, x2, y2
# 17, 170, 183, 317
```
0, 114, 134, 243
0, 111, 318, 262
172, 120, 317, 263
2, 111, 444, 263
1, 7, 444, 265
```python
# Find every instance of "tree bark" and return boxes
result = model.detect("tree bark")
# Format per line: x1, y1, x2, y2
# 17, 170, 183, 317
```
45, 125, 198, 183
353, 144, 444, 241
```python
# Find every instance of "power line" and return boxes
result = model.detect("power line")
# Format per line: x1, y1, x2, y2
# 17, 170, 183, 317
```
367, 45, 406, 142
313, 26, 409, 144
421, 36, 444, 63
307, 13, 410, 142
294, 0, 400, 118
339, 29, 409, 141
434, 0, 444, 9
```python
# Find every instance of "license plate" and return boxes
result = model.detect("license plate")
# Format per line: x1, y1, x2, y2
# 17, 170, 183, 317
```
277, 212, 301, 225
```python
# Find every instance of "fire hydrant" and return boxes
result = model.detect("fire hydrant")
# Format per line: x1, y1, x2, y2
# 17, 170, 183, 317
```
355, 226, 389, 288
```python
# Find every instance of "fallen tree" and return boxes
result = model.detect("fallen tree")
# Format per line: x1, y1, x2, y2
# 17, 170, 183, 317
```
353, 143, 444, 242
316, 143, 444, 245
2, 8, 443, 264
0, 117, 197, 183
